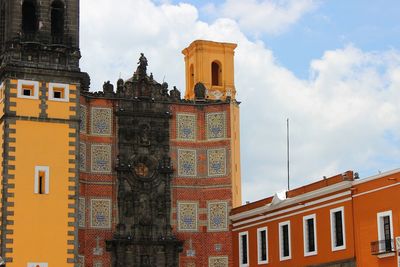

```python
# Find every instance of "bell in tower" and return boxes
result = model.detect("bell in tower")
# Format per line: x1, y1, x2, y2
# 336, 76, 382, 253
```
0, 0, 84, 73
0, 0, 88, 266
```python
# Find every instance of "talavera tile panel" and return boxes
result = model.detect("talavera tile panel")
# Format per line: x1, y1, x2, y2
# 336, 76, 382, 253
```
176, 113, 196, 141
178, 202, 198, 231
90, 198, 111, 229
206, 112, 226, 140
91, 107, 112, 136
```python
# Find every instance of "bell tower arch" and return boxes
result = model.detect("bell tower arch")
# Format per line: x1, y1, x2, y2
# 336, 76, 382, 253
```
182, 40, 237, 100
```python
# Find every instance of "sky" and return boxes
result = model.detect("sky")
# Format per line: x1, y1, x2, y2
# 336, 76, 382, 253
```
80, 0, 400, 203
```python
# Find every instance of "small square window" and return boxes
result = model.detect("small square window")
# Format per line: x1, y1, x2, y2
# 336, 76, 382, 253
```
17, 79, 39, 99
23, 86, 34, 96
53, 88, 64, 99
49, 83, 69, 102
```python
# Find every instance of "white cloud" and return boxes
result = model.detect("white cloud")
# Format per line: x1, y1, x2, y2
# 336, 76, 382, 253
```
81, 0, 400, 203
221, 0, 318, 35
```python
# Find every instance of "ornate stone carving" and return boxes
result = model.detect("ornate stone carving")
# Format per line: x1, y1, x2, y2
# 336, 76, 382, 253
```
106, 56, 182, 266
194, 82, 206, 100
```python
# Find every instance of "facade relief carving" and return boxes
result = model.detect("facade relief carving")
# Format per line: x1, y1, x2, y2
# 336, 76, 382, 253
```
106, 55, 182, 267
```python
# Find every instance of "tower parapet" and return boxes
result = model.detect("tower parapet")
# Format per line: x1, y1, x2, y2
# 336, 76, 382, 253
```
182, 40, 237, 101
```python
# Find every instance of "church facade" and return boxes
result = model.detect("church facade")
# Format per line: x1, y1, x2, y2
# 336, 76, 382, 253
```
0, 1, 242, 267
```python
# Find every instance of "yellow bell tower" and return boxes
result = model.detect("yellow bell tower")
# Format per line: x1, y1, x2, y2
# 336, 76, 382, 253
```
0, 0, 86, 266
182, 40, 237, 100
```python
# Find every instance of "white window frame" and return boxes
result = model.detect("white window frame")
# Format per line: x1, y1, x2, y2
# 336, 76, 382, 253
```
330, 206, 346, 251
49, 82, 69, 102
303, 214, 318, 256
377, 210, 394, 252
239, 231, 249, 267
279, 220, 292, 261
17, 79, 39, 99
257, 226, 268, 264
27, 263, 48, 267
34, 166, 49, 194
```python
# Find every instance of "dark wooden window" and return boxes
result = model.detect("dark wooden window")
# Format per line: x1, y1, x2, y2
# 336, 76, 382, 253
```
0, 5, 5, 46
38, 171, 45, 194
383, 216, 392, 251
22, 0, 38, 34
241, 234, 248, 264
259, 229, 267, 261
282, 224, 290, 257
306, 218, 315, 252
334, 211, 344, 247
211, 61, 221, 86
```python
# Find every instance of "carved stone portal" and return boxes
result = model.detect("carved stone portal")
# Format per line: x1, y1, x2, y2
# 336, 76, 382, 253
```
106, 55, 182, 266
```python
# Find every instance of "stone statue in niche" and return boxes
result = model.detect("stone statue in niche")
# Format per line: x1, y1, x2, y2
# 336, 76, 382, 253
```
139, 124, 151, 146
194, 82, 206, 100
124, 192, 134, 218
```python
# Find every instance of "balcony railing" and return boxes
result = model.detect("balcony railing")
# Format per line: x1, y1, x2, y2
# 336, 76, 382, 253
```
371, 239, 395, 255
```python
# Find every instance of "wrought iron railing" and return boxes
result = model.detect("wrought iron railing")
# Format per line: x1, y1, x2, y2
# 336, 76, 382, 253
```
371, 239, 395, 255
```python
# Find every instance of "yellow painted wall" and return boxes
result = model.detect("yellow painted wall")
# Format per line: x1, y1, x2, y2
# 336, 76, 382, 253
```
230, 103, 242, 207
8, 120, 75, 267
46, 84, 77, 120
1, 79, 77, 266
182, 40, 237, 100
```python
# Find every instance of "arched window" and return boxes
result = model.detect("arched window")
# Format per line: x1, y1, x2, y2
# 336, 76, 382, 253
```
189, 64, 194, 90
51, 0, 65, 38
22, 0, 38, 34
0, 4, 5, 46
211, 61, 222, 86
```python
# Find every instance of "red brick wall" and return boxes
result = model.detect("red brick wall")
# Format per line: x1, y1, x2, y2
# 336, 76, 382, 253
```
79, 98, 235, 267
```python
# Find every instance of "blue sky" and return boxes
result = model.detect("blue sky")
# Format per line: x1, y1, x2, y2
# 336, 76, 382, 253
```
83, 0, 400, 202
169, 0, 400, 78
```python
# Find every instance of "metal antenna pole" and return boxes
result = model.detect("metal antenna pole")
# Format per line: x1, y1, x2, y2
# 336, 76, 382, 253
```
287, 118, 290, 191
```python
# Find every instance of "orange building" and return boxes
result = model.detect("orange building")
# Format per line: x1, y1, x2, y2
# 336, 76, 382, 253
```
231, 170, 400, 267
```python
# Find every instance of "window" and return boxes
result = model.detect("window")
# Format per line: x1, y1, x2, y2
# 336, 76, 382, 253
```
257, 227, 268, 264
0, 4, 5, 46
211, 61, 221, 86
279, 221, 291, 261
239, 231, 249, 266
49, 83, 69, 102
189, 64, 194, 91
51, 1, 64, 40
303, 214, 317, 256
377, 211, 394, 252
22, 0, 38, 34
17, 79, 39, 99
330, 207, 346, 251
34, 166, 49, 194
